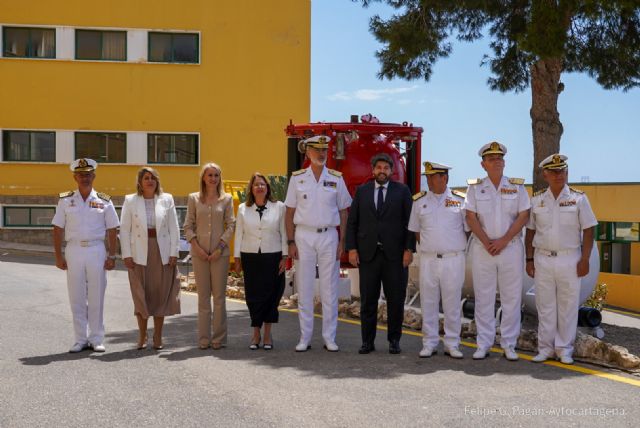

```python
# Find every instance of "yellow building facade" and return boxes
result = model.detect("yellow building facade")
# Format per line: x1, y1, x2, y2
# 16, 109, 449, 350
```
0, 0, 310, 242
571, 183, 640, 311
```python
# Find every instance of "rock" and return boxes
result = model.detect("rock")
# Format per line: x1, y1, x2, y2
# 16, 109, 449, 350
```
517, 329, 538, 352
403, 307, 422, 330
461, 320, 477, 338
280, 293, 298, 309
377, 302, 387, 323
574, 331, 640, 369
347, 301, 361, 318
226, 285, 245, 299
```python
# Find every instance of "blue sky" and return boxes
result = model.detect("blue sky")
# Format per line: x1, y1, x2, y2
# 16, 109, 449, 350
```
311, 0, 640, 187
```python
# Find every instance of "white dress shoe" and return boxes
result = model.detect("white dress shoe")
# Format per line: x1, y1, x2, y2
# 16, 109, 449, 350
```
559, 355, 574, 365
69, 343, 89, 353
444, 346, 463, 359
295, 342, 311, 352
503, 347, 519, 361
531, 353, 549, 363
323, 342, 339, 352
473, 348, 488, 360
91, 343, 106, 353
419, 346, 435, 358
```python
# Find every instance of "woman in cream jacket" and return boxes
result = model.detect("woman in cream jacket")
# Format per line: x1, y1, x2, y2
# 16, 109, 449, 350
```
184, 162, 235, 350
120, 167, 181, 350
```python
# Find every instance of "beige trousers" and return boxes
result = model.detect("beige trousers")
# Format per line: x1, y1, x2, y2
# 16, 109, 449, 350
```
192, 256, 229, 346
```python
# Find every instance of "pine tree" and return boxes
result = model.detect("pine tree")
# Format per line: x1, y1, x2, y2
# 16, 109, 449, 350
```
357, 0, 640, 190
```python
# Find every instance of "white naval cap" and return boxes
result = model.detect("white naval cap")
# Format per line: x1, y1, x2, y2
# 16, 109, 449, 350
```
422, 161, 452, 175
478, 141, 507, 157
70, 158, 97, 173
303, 135, 331, 149
539, 153, 568, 170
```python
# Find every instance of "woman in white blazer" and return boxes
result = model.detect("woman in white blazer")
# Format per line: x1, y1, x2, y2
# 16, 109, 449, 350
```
234, 173, 287, 350
120, 167, 181, 350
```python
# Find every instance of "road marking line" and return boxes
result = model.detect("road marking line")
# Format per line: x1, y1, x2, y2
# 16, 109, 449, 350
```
279, 305, 640, 388
196, 295, 640, 388
604, 307, 640, 318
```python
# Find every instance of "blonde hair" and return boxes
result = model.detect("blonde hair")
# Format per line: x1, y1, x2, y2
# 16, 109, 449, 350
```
136, 166, 163, 196
245, 172, 275, 206
199, 162, 226, 202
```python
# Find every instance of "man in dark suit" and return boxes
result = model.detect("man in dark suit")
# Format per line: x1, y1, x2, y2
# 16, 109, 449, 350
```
346, 153, 415, 354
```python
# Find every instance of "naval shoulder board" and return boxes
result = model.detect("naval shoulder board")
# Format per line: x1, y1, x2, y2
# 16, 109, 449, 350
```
97, 192, 111, 202
412, 191, 426, 201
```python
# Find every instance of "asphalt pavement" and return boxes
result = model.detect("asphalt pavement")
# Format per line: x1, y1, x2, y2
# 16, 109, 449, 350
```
1, 252, 638, 427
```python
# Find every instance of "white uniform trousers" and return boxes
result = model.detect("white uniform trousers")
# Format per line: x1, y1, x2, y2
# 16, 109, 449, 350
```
471, 239, 523, 350
534, 249, 582, 358
419, 252, 465, 349
294, 227, 339, 345
65, 243, 107, 345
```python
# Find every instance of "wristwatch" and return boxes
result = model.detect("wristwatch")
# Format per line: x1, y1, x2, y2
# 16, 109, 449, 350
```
107, 255, 117, 261
287, 240, 296, 245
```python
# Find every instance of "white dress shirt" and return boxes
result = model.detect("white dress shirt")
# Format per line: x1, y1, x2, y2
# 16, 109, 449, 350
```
234, 200, 288, 257
374, 181, 388, 208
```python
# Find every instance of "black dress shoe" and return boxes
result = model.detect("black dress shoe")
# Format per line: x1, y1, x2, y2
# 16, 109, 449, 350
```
358, 343, 375, 354
389, 340, 401, 354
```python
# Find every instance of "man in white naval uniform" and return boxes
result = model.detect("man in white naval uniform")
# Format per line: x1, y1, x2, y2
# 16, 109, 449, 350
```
464, 142, 530, 361
52, 158, 119, 353
285, 136, 352, 352
408, 162, 468, 359
525, 154, 597, 365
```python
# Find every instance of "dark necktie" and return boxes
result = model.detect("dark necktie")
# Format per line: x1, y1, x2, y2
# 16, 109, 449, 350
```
376, 186, 384, 215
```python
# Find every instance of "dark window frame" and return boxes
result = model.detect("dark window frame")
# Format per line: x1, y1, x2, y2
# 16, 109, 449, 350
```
3, 206, 56, 228
148, 31, 199, 64
75, 29, 127, 61
2, 130, 56, 162
2, 26, 56, 58
147, 133, 199, 165
74, 132, 127, 164
596, 221, 640, 243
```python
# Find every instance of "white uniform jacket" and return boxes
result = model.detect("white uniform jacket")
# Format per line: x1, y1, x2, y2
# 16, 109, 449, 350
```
119, 193, 180, 265
233, 200, 288, 257
527, 185, 598, 251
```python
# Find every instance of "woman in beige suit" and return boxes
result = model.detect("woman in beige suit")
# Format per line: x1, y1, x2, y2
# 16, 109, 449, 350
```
184, 162, 235, 350
120, 167, 181, 350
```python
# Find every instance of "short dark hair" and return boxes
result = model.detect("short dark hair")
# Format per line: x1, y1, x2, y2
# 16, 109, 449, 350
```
370, 153, 394, 169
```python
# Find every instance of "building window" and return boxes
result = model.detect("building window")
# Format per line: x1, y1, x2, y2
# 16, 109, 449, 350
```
75, 132, 126, 163
2, 130, 55, 162
613, 222, 640, 242
3, 206, 55, 227
3, 27, 55, 58
148, 32, 199, 63
76, 29, 126, 61
147, 134, 198, 164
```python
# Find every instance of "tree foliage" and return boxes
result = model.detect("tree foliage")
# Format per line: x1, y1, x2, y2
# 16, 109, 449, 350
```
356, 1, 640, 188
359, 0, 640, 92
